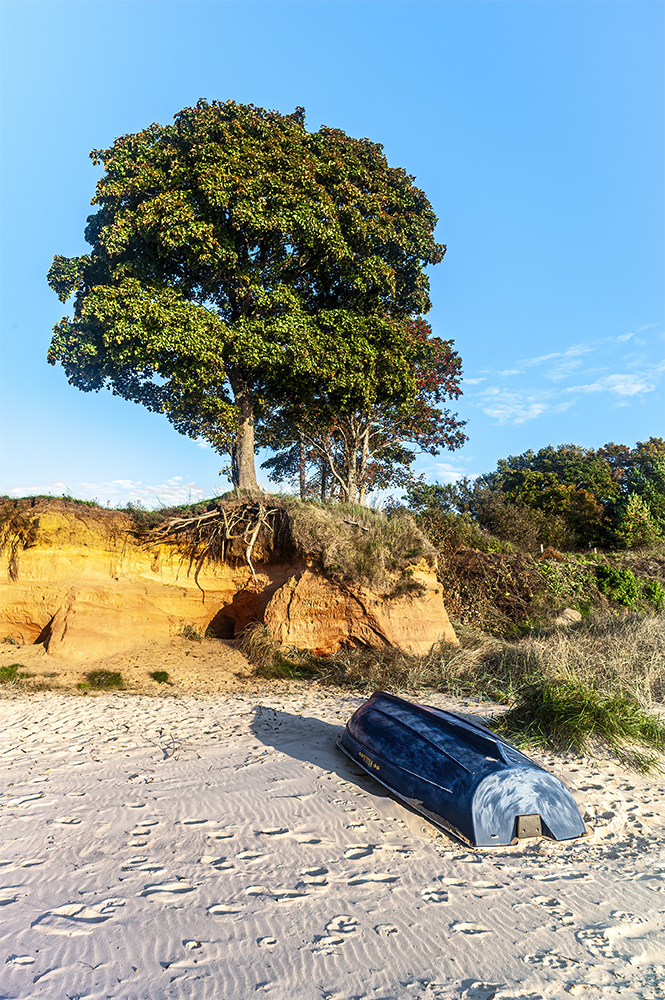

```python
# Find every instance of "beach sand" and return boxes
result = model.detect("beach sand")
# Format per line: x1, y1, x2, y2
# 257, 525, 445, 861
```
1, 653, 664, 999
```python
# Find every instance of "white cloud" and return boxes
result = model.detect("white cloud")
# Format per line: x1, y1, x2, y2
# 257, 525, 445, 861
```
477, 387, 575, 425
462, 377, 486, 385
566, 371, 661, 396
617, 323, 657, 343
421, 459, 476, 485
7, 477, 208, 508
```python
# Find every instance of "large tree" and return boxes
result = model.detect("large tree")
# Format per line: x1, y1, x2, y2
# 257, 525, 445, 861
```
47, 100, 445, 488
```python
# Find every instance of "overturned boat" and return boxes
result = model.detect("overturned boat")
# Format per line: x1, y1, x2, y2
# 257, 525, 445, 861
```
338, 691, 588, 848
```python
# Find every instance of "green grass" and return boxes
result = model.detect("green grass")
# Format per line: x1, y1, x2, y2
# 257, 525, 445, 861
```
0, 664, 20, 683
238, 624, 316, 680
241, 612, 665, 772
84, 670, 124, 690
150, 670, 171, 684
491, 679, 665, 773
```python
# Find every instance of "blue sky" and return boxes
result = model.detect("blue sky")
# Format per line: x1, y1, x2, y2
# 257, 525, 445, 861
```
1, 0, 663, 507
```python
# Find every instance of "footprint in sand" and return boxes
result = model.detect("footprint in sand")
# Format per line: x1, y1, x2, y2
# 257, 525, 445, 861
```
208, 903, 241, 916
208, 830, 235, 840
257, 937, 277, 947
182, 818, 208, 826
260, 827, 288, 836
310, 935, 345, 954
523, 951, 571, 969
0, 889, 19, 906
343, 845, 374, 860
299, 867, 328, 886
183, 939, 202, 949
325, 915, 357, 935
5, 955, 35, 966
54, 816, 81, 825
451, 921, 491, 936
575, 928, 618, 959
6, 793, 44, 808
375, 924, 398, 937
139, 881, 196, 901
236, 851, 265, 861
31, 899, 124, 936
421, 887, 449, 904
199, 855, 234, 869
347, 872, 397, 886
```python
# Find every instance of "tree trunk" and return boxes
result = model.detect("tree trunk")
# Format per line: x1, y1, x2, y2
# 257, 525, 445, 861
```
357, 418, 371, 506
298, 427, 306, 500
229, 369, 258, 490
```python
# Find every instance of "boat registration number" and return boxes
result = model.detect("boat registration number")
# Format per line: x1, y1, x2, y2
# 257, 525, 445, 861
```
359, 751, 379, 771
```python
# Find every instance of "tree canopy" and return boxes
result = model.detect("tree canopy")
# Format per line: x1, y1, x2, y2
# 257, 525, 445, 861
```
405, 439, 665, 551
259, 317, 467, 503
47, 99, 446, 488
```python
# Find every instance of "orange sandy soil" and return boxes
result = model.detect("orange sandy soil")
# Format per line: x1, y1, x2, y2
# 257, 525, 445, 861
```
0, 634, 286, 696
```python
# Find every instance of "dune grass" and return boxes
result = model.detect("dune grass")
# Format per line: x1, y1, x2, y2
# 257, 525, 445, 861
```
83, 670, 125, 690
242, 612, 665, 771
492, 679, 665, 772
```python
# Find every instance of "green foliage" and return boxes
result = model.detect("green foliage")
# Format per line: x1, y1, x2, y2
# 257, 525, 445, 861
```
644, 579, 665, 611
181, 624, 205, 642
150, 670, 171, 684
0, 664, 19, 683
614, 492, 662, 549
260, 318, 467, 504
491, 680, 665, 772
405, 439, 665, 553
595, 565, 642, 607
85, 670, 124, 690
47, 99, 445, 488
238, 624, 315, 680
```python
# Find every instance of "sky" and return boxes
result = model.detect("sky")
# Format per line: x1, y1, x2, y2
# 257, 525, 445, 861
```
1, 0, 663, 508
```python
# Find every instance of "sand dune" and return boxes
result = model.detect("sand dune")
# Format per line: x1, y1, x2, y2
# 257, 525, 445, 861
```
1, 686, 663, 999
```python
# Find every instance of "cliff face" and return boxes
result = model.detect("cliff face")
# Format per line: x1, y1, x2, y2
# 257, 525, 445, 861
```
0, 499, 457, 661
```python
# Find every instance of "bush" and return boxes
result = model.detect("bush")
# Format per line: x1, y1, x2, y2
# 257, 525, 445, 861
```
595, 565, 642, 608
288, 503, 436, 588
644, 579, 665, 611
150, 671, 170, 684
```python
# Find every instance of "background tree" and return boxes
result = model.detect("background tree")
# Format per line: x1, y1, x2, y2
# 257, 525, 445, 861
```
259, 318, 467, 503
404, 439, 665, 552
47, 100, 445, 489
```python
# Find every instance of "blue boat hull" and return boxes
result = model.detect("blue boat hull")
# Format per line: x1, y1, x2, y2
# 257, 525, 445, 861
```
338, 691, 588, 848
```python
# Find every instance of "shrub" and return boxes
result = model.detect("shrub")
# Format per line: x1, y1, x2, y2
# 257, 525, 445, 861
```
595, 565, 642, 608
614, 494, 662, 549
644, 579, 665, 612
150, 671, 170, 684
238, 623, 315, 680
288, 503, 435, 588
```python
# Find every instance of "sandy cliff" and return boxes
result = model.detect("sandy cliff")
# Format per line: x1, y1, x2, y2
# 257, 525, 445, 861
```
0, 498, 457, 662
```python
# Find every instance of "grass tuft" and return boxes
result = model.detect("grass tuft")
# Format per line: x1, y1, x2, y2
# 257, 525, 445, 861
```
150, 670, 171, 684
491, 679, 665, 772
238, 624, 316, 680
0, 664, 20, 683
182, 624, 204, 643
85, 670, 124, 690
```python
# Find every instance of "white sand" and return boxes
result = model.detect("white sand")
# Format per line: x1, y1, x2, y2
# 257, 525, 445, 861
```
1, 688, 663, 1000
